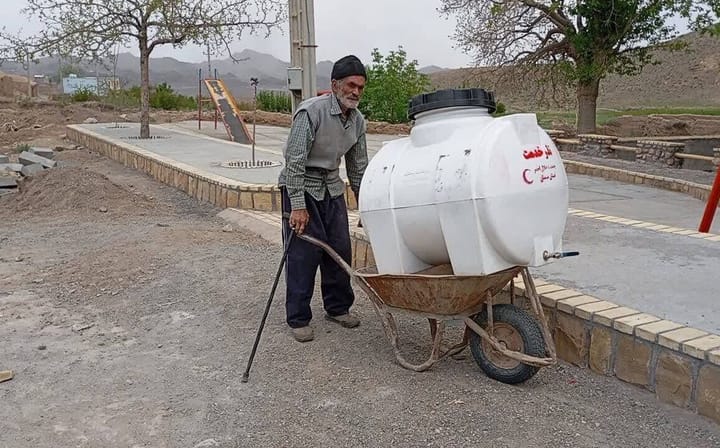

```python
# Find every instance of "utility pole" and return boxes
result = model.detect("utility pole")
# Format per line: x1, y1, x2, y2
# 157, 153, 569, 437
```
288, 0, 317, 112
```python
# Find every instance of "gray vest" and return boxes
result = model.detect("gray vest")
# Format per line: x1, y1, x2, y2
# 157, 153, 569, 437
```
290, 94, 365, 179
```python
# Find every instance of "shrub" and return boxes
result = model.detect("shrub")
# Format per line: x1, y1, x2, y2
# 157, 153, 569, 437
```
359, 47, 430, 124
149, 83, 196, 110
256, 90, 291, 113
71, 87, 98, 102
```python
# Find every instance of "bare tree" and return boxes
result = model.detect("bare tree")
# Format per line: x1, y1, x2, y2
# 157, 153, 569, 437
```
440, 0, 720, 133
3, 0, 285, 138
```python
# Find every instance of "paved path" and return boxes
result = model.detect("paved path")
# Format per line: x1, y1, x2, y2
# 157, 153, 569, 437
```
79, 121, 720, 333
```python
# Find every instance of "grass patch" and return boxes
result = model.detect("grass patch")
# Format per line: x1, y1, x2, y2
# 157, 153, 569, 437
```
14, 143, 31, 153
522, 107, 720, 129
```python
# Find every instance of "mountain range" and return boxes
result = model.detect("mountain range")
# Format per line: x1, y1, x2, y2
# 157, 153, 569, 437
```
2, 30, 716, 110
0, 49, 448, 100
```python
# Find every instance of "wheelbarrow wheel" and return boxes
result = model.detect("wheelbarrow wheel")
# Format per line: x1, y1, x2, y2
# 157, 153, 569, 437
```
469, 304, 545, 385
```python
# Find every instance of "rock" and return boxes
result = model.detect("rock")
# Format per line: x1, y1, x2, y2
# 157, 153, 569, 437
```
30, 147, 55, 159
14, 256, 24, 262
32, 124, 42, 129
0, 370, 14, 383
18, 151, 56, 169
194, 439, 219, 448
0, 176, 17, 189
20, 163, 44, 177
0, 163, 23, 173
222, 224, 233, 232
84, 117, 99, 124
71, 323, 94, 332
38, 345, 46, 350
99, 206, 108, 213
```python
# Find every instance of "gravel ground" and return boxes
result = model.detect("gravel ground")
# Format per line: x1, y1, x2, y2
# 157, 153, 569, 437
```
1, 150, 719, 448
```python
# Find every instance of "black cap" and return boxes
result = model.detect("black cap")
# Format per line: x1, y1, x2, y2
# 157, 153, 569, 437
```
408, 88, 496, 119
331, 55, 367, 81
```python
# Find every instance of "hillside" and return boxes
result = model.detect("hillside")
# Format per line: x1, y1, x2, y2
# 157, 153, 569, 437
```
0, 50, 442, 100
0, 31, 716, 109
429, 32, 720, 110
0, 50, 337, 99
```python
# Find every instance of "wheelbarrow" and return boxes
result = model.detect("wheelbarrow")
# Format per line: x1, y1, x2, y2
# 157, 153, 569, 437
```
298, 234, 558, 385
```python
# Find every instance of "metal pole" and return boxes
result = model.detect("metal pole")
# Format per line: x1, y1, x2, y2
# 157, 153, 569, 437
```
241, 231, 295, 383
699, 166, 720, 233
198, 69, 202, 130
250, 78, 258, 163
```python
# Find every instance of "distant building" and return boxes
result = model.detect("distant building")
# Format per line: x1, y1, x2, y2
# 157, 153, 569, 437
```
62, 74, 120, 95
62, 75, 98, 94
0, 71, 38, 97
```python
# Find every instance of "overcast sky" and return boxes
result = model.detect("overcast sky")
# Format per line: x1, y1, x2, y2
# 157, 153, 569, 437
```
3, 0, 474, 68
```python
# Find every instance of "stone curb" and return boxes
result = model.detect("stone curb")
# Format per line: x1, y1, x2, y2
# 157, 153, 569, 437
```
68, 125, 720, 425
66, 125, 360, 213
563, 160, 714, 205
567, 208, 720, 241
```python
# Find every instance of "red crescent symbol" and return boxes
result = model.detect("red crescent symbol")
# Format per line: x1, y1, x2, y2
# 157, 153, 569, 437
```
523, 169, 534, 185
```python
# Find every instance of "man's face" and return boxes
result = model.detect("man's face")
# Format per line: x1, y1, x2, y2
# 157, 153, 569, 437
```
332, 75, 366, 110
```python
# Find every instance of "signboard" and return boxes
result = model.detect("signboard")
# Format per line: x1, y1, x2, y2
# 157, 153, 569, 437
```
62, 76, 98, 94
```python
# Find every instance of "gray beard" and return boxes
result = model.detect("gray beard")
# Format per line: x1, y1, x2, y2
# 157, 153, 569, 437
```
337, 94, 359, 110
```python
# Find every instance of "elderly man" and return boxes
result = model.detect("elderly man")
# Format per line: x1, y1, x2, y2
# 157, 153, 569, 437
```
278, 55, 369, 342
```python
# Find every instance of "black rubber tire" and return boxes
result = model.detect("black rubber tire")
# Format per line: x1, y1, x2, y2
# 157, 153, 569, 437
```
469, 304, 546, 385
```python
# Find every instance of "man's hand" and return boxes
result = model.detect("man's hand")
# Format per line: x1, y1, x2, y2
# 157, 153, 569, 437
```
289, 209, 310, 235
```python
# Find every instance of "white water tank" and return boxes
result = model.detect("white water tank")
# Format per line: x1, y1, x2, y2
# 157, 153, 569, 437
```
358, 88, 569, 276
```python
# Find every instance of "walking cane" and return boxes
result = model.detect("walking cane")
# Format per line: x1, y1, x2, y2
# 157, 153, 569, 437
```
241, 228, 294, 383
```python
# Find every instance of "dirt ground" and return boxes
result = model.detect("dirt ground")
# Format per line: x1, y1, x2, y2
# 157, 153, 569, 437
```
0, 98, 410, 153
1, 149, 720, 447
599, 114, 720, 137
4, 97, 718, 155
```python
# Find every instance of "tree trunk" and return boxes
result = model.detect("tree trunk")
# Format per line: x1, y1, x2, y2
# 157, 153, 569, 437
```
139, 41, 151, 138
576, 77, 600, 134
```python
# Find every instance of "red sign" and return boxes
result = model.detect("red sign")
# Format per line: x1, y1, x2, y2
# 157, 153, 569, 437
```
523, 145, 553, 160
522, 163, 557, 185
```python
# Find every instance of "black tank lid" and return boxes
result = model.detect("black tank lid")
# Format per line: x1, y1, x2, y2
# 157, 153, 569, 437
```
408, 88, 496, 120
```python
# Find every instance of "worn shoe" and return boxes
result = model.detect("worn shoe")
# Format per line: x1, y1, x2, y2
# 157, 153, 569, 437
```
291, 326, 314, 342
325, 313, 360, 328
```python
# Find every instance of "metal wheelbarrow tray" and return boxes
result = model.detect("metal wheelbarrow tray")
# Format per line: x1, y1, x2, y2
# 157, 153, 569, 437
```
301, 235, 558, 385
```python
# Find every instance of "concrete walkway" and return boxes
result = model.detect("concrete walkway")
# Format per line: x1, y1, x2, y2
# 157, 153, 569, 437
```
78, 121, 720, 333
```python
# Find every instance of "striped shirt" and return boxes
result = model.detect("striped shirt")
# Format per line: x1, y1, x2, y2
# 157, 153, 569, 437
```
279, 94, 368, 210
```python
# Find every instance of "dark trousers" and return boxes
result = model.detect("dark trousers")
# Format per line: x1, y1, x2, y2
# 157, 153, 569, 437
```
281, 188, 355, 328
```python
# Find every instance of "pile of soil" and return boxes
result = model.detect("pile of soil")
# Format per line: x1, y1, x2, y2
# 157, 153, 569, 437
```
599, 114, 720, 137
3, 166, 153, 215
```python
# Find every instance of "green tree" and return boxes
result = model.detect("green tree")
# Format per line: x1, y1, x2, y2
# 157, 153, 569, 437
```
2, 0, 284, 138
359, 47, 430, 124
440, 0, 720, 133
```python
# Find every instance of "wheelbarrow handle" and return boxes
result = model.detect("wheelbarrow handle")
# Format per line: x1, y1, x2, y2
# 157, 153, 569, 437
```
298, 234, 356, 277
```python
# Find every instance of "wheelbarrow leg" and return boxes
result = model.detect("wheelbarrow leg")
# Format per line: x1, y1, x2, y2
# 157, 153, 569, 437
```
429, 318, 467, 360
521, 268, 557, 362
